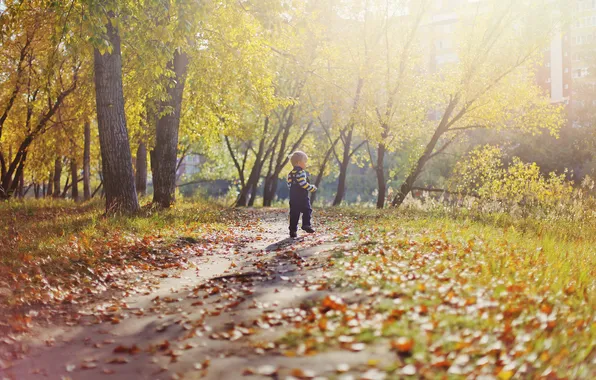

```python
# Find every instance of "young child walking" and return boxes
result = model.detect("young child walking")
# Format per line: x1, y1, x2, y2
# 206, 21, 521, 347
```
287, 151, 317, 238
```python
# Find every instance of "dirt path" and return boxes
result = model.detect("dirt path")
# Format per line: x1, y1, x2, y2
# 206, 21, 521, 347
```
1, 209, 361, 380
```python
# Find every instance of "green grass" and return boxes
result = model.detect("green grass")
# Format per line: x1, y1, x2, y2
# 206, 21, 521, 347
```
0, 197, 232, 310
280, 206, 596, 378
329, 206, 596, 300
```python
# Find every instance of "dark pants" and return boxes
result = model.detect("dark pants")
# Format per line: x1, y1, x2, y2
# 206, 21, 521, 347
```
289, 198, 312, 232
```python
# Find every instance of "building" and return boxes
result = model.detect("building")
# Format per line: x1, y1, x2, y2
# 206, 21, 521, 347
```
571, 0, 596, 82
423, 0, 595, 124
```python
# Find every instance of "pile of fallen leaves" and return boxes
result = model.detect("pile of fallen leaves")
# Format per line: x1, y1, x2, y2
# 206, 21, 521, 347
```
0, 200, 229, 335
273, 217, 596, 379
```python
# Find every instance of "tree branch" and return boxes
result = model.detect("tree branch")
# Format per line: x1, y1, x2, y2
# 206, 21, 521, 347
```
349, 140, 367, 158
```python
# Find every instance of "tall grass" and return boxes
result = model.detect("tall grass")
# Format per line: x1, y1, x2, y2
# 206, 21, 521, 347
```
331, 202, 596, 306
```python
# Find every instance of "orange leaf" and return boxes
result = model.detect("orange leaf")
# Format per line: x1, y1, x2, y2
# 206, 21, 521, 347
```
391, 337, 414, 354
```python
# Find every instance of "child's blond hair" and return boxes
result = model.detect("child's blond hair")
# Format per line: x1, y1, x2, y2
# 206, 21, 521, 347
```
290, 151, 308, 166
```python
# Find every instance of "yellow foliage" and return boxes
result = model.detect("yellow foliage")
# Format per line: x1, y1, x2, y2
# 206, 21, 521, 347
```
448, 145, 574, 212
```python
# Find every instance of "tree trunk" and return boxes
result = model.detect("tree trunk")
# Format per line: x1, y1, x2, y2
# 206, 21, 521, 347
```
239, 156, 264, 207
391, 99, 458, 207
61, 174, 70, 198
92, 180, 103, 199
240, 121, 269, 208
22, 183, 32, 198
93, 12, 140, 214
83, 121, 91, 201
375, 142, 386, 209
135, 142, 147, 197
247, 175, 260, 206
34, 183, 40, 199
236, 184, 251, 207
71, 158, 79, 201
263, 176, 276, 207
47, 172, 53, 197
333, 161, 348, 207
331, 76, 363, 207
152, 50, 189, 208
332, 129, 353, 206
266, 179, 279, 206
53, 157, 62, 198
311, 137, 339, 205
17, 173, 24, 198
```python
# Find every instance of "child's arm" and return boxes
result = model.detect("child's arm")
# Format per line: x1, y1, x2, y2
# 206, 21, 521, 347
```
297, 170, 317, 192
287, 172, 292, 190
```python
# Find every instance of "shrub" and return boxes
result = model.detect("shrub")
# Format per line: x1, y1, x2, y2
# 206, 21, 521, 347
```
447, 145, 594, 220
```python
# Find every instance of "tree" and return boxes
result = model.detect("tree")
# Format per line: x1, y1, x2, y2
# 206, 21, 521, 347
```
83, 121, 91, 200
390, 1, 566, 207
91, 6, 139, 214
312, 0, 372, 207
0, 2, 81, 200
361, 0, 429, 208
152, 50, 189, 207
181, 1, 280, 207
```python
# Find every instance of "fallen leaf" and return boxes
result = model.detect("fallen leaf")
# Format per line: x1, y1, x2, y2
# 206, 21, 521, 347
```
257, 365, 278, 376
106, 357, 129, 364
391, 337, 414, 354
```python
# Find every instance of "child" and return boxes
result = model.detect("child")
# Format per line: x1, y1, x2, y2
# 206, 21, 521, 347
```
287, 151, 317, 238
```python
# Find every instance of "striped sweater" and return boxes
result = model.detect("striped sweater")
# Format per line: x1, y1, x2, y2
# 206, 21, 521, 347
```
287, 166, 317, 193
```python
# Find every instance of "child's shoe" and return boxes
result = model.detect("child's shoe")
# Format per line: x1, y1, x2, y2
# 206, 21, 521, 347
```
302, 226, 315, 233
290, 231, 298, 238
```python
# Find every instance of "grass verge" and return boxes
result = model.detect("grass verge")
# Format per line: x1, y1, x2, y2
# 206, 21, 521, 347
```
279, 207, 596, 379
0, 197, 230, 327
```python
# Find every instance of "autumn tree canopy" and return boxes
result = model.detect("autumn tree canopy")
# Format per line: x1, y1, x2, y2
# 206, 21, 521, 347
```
0, 0, 583, 211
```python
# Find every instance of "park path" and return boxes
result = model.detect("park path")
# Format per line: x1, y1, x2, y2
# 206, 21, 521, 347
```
1, 208, 379, 380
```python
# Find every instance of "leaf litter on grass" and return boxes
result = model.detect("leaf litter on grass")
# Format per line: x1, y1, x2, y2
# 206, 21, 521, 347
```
2, 207, 595, 379
271, 212, 596, 379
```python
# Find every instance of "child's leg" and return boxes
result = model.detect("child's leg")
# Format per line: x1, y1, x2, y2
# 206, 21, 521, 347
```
289, 203, 300, 233
301, 199, 313, 229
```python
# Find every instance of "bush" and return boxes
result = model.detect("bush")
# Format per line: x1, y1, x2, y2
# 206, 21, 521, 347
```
447, 145, 595, 220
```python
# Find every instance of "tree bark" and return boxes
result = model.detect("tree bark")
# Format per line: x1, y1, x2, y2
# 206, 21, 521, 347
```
135, 142, 147, 197
93, 12, 140, 214
53, 157, 62, 198
22, 183, 32, 198
47, 172, 53, 197
248, 180, 259, 207
83, 121, 91, 201
152, 50, 189, 208
17, 173, 24, 198
310, 139, 337, 205
391, 98, 458, 207
332, 129, 353, 206
71, 158, 79, 201
332, 77, 364, 207
236, 176, 253, 207
375, 141, 386, 209
237, 118, 269, 207
263, 178, 279, 207
61, 174, 70, 198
